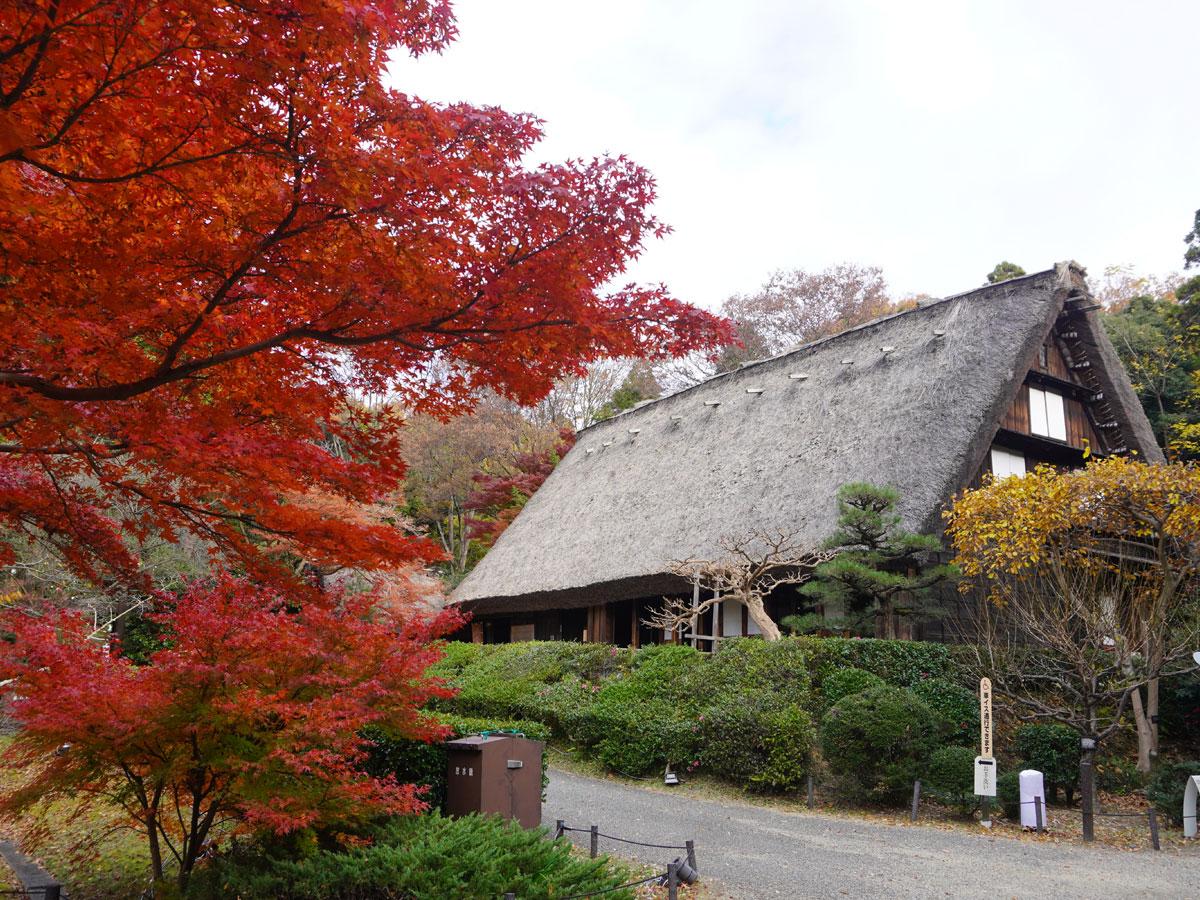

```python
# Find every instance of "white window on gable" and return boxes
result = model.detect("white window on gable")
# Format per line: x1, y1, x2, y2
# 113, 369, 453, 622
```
1028, 387, 1067, 441
990, 446, 1026, 479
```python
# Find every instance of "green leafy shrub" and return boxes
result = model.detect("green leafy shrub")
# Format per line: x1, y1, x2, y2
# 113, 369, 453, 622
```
1095, 754, 1147, 795
693, 638, 811, 708
909, 677, 978, 746
997, 771, 1021, 819
699, 700, 815, 793
1146, 760, 1200, 826
795, 637, 957, 689
434, 642, 634, 726
190, 813, 637, 899
819, 667, 885, 710
820, 685, 940, 804
923, 746, 977, 816
595, 701, 698, 777
1013, 724, 1078, 803
364, 714, 550, 811
1158, 672, 1200, 745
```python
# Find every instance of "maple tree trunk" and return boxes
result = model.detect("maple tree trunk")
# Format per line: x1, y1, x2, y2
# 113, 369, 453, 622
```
145, 813, 164, 886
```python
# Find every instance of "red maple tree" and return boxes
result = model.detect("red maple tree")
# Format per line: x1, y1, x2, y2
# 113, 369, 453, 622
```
0, 1, 730, 586
466, 426, 576, 547
0, 577, 461, 891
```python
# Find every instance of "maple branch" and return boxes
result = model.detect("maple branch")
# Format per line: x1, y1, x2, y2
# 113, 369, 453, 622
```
0, 0, 58, 107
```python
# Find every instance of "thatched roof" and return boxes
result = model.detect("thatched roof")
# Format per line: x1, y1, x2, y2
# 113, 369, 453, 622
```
454, 263, 1163, 614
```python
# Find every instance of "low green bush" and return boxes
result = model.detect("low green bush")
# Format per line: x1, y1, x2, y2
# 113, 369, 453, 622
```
819, 667, 885, 710
190, 813, 638, 899
1158, 672, 1200, 746
820, 685, 940, 804
693, 638, 812, 709
997, 771, 1021, 819
1013, 724, 1078, 803
797, 637, 957, 689
595, 701, 698, 777
1145, 760, 1200, 827
1095, 754, 1147, 795
909, 677, 978, 747
699, 700, 815, 793
923, 746, 977, 816
364, 714, 550, 811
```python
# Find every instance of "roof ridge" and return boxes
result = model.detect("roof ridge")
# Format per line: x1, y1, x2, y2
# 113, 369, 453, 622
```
580, 266, 1062, 432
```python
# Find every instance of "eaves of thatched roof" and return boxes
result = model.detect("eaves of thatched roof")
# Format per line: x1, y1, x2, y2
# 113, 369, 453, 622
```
453, 263, 1163, 614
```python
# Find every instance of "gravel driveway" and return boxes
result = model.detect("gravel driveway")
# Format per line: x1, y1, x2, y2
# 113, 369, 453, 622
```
543, 768, 1200, 899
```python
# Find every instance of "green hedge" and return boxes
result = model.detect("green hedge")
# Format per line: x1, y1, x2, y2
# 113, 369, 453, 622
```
923, 746, 977, 816
819, 667, 885, 711
794, 637, 957, 690
1146, 760, 1200, 827
430, 638, 969, 794
910, 677, 978, 747
1013, 724, 1078, 804
190, 813, 637, 900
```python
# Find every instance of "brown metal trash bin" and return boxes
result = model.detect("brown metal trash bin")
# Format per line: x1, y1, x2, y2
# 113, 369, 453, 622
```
445, 733, 543, 829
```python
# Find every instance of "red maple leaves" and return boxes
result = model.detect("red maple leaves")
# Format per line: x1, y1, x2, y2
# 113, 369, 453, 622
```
0, 1, 731, 584
0, 577, 462, 888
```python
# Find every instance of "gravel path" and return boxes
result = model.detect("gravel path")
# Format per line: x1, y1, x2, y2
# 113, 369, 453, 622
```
543, 768, 1200, 899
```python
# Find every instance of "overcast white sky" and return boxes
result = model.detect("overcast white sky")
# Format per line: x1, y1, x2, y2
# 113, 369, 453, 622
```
387, 0, 1199, 308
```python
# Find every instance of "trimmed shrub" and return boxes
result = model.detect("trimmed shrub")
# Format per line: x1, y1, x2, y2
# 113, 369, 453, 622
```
700, 701, 815, 793
190, 813, 638, 899
820, 685, 940, 804
997, 771, 1021, 819
796, 637, 957, 690
694, 638, 812, 709
364, 714, 550, 812
820, 667, 885, 710
923, 746, 977, 816
1146, 760, 1200, 827
595, 702, 697, 777
909, 677, 978, 747
1013, 724, 1079, 803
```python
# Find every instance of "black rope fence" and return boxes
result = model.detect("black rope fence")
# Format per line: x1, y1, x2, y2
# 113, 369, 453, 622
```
546, 820, 699, 899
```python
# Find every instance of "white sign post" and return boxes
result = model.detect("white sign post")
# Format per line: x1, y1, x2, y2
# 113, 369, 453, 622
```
975, 757, 997, 796
978, 677, 996, 827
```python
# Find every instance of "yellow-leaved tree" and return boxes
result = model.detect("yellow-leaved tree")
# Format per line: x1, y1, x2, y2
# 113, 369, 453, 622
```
946, 456, 1200, 772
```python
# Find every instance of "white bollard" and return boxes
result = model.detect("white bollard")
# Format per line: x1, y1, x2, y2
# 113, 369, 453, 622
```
1185, 775, 1200, 839
1019, 769, 1046, 830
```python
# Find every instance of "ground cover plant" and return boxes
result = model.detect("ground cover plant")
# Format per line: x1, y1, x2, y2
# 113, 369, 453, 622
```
188, 813, 641, 900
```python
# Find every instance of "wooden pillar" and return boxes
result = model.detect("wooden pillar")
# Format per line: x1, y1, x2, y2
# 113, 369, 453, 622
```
630, 601, 641, 649
470, 621, 484, 644
586, 604, 613, 644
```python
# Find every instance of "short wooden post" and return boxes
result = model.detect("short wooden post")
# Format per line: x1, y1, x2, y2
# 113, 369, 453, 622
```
554, 819, 564, 839
1080, 758, 1095, 842
503, 894, 515, 900
589, 824, 599, 858
910, 780, 921, 822
1148, 808, 1161, 851
686, 839, 697, 873
667, 861, 679, 900
807, 774, 815, 809
1034, 795, 1043, 834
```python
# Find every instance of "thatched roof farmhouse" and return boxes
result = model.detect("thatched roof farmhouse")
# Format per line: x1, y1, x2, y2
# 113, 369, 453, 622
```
452, 263, 1163, 645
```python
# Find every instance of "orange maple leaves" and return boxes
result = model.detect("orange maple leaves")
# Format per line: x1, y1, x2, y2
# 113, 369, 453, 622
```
0, 1, 731, 584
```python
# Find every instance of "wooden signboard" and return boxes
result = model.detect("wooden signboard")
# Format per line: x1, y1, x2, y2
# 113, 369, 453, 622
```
979, 677, 993, 759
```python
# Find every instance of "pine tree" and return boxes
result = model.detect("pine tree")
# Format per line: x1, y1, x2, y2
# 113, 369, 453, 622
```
801, 483, 956, 637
